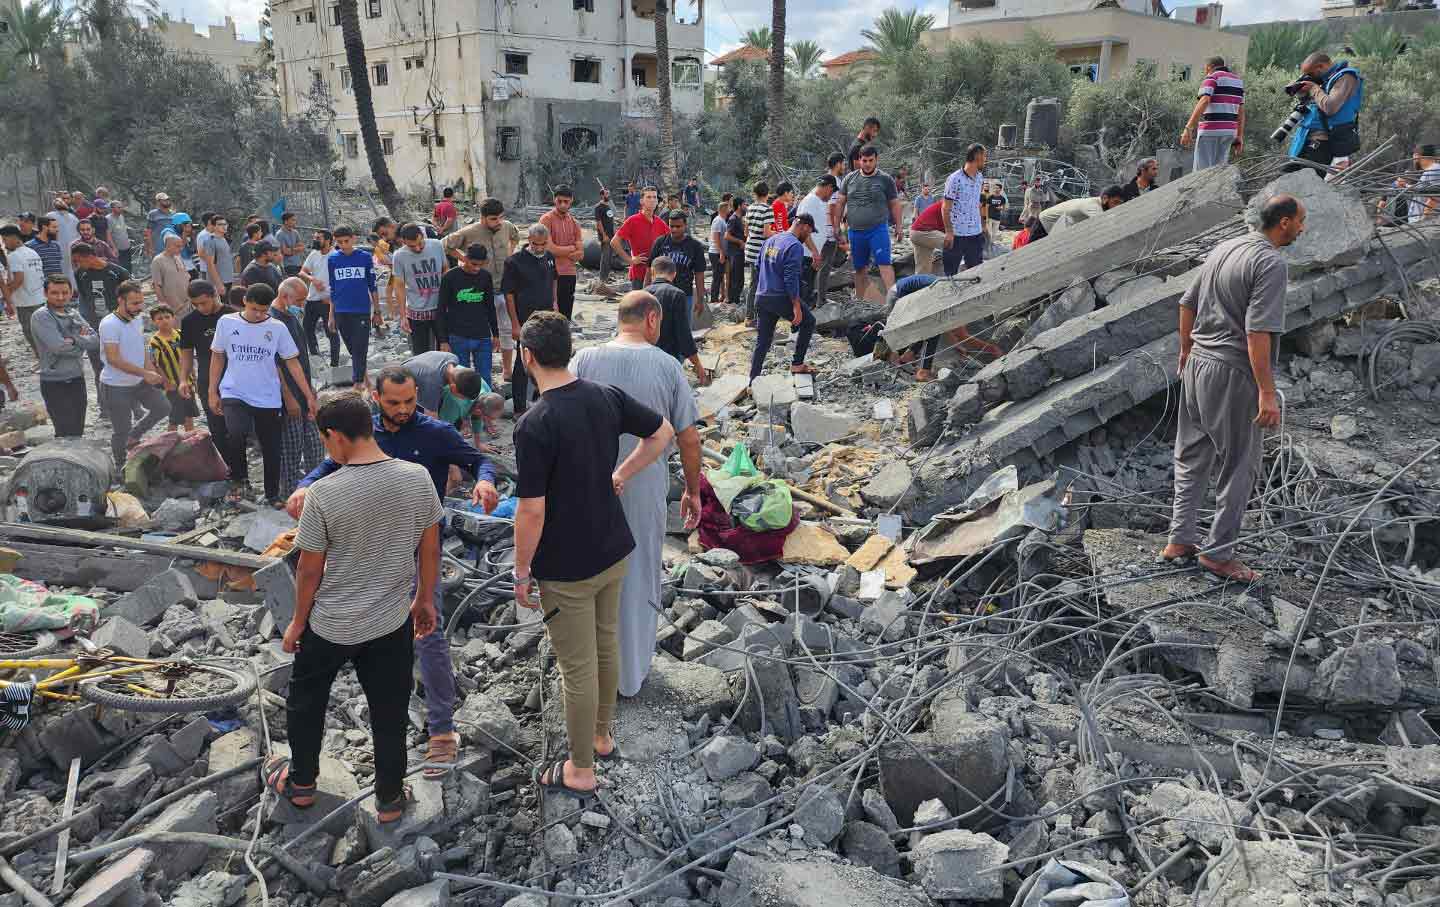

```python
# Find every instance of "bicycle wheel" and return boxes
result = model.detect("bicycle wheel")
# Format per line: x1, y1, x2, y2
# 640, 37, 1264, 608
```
0, 631, 59, 659
77, 662, 256, 713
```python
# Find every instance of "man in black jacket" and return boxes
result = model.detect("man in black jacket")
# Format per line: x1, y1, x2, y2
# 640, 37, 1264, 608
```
643, 259, 706, 385
72, 241, 128, 418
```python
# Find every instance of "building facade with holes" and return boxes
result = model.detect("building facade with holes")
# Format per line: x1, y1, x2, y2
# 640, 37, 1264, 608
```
271, 0, 704, 206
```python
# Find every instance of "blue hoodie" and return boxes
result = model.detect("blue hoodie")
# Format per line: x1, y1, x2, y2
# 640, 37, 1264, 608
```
755, 231, 805, 300
326, 248, 376, 315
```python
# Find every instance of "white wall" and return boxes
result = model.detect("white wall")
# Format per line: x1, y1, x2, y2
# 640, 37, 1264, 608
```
949, 0, 1152, 25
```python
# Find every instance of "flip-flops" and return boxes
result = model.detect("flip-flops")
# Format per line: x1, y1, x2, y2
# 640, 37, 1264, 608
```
376, 785, 412, 823
424, 733, 459, 779
534, 759, 597, 798
262, 756, 316, 809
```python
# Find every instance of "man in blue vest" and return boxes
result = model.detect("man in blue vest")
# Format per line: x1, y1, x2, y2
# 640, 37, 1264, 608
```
1286, 53, 1364, 172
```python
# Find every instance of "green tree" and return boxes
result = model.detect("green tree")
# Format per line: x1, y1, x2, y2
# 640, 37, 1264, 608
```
1, 0, 65, 70
860, 6, 936, 69
337, 0, 404, 217
743, 27, 770, 50
654, 0, 678, 196
1343, 21, 1406, 60
766, 0, 785, 177
788, 39, 823, 78
1245, 22, 1331, 71
1067, 68, 1191, 173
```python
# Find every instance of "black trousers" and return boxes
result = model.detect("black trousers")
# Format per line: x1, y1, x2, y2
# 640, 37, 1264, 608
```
943, 233, 985, 276
407, 318, 440, 355
555, 275, 577, 320
302, 300, 340, 366
726, 254, 745, 308
40, 377, 87, 437
200, 391, 236, 480
708, 254, 723, 305
334, 313, 371, 385
222, 399, 283, 500
511, 353, 532, 417
287, 617, 413, 805
1283, 137, 1338, 174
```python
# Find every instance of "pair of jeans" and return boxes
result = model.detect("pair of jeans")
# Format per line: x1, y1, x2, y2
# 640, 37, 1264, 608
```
598, 242, 613, 283
1193, 132, 1236, 171
104, 382, 171, 466
15, 306, 38, 354
40, 377, 87, 437
814, 240, 839, 301
744, 262, 760, 320
449, 335, 493, 384
540, 555, 628, 770
943, 233, 985, 276
287, 617, 414, 805
750, 296, 817, 379
555, 275, 577, 320
303, 300, 340, 366
413, 537, 454, 736
407, 317, 440, 355
222, 399, 283, 500
333, 312, 371, 385
117, 248, 133, 274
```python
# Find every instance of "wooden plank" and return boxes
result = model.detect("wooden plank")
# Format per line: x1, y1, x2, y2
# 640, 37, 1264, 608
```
52, 756, 80, 894
694, 373, 749, 422
0, 522, 275, 570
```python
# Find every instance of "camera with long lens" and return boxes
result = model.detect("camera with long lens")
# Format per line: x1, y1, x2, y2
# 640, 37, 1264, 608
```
1271, 75, 1321, 144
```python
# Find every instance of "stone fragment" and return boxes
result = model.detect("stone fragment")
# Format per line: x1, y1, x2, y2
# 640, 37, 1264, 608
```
749, 374, 798, 412
242, 508, 298, 552
794, 785, 845, 844
683, 619, 737, 661
789, 402, 852, 445
1292, 320, 1337, 358
254, 554, 298, 628
860, 461, 913, 509
913, 797, 953, 828
1247, 170, 1373, 272
841, 820, 900, 876
780, 522, 850, 567
152, 497, 201, 531
700, 735, 760, 782
720, 851, 926, 907
731, 663, 802, 744
38, 708, 111, 770
911, 829, 1009, 901
382, 880, 451, 907
860, 590, 908, 641
545, 823, 579, 865
862, 787, 900, 833
1133, 782, 1248, 850
1312, 641, 1402, 707
1411, 343, 1440, 384
91, 615, 151, 659
107, 567, 196, 627
336, 839, 437, 907
206, 728, 261, 810
66, 848, 153, 907
1021, 280, 1096, 346
1387, 745, 1440, 787
1201, 841, 1318, 907
137, 790, 219, 877
1331, 413, 1360, 440
878, 717, 1008, 826
154, 603, 205, 651
907, 384, 949, 448
454, 692, 521, 751
169, 871, 247, 907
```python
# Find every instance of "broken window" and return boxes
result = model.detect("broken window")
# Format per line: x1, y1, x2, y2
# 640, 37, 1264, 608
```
498, 126, 521, 160
372, 61, 388, 85
631, 54, 656, 88
305, 9, 316, 22
574, 0, 594, 9
339, 66, 352, 93
328, 4, 340, 25
294, 13, 301, 24
366, 0, 381, 17
1171, 63, 1193, 81
572, 58, 601, 83
505, 53, 529, 75
310, 70, 326, 92
343, 134, 359, 158
561, 126, 599, 154
404, 55, 425, 70
380, 133, 394, 155
672, 57, 701, 86
674, 0, 700, 24
631, 0, 655, 18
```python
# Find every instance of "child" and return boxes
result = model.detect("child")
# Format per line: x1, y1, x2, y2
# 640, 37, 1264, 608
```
148, 305, 197, 431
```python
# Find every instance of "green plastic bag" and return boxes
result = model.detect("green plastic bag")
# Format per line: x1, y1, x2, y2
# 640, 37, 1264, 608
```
721, 444, 760, 478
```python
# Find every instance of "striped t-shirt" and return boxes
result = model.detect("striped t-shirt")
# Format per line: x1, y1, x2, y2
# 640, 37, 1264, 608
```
1198, 69, 1244, 135
295, 457, 443, 645
743, 202, 774, 265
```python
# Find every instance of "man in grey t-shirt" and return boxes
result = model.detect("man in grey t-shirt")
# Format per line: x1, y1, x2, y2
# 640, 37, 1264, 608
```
197, 214, 236, 288
835, 146, 901, 303
276, 212, 305, 275
1162, 194, 1305, 584
392, 223, 448, 354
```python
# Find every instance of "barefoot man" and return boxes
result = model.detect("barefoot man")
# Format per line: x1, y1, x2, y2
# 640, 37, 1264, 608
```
1161, 194, 1306, 582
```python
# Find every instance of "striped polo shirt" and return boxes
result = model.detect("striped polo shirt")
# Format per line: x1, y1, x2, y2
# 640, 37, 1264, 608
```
743, 201, 774, 265
1198, 69, 1244, 135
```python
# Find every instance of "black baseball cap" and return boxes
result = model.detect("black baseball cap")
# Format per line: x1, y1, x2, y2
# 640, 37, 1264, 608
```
816, 175, 838, 189
794, 213, 817, 228
465, 243, 489, 262
17, 212, 35, 222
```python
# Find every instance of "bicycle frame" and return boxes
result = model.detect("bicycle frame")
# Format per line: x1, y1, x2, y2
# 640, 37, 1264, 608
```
0, 656, 168, 702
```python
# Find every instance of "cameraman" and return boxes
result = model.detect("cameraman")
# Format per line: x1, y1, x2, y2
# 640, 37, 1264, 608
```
1286, 53, 1364, 172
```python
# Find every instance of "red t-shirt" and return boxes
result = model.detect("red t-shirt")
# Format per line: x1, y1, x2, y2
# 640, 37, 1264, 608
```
1012, 229, 1032, 250
911, 200, 945, 233
616, 212, 669, 282
772, 199, 790, 231
433, 200, 458, 229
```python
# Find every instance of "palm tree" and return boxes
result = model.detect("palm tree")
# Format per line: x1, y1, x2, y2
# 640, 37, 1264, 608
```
654, 0, 678, 196
788, 39, 823, 78
1, 0, 64, 70
337, 0, 404, 217
64, 0, 156, 43
860, 6, 935, 67
743, 27, 770, 50
766, 1, 785, 176
1245, 22, 1331, 71
1343, 21, 1406, 60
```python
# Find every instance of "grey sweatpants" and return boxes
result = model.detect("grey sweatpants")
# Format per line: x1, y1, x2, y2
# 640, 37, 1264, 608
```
1169, 356, 1261, 561
1193, 133, 1234, 171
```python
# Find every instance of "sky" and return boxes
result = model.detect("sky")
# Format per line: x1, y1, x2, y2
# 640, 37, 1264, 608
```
160, 0, 1320, 50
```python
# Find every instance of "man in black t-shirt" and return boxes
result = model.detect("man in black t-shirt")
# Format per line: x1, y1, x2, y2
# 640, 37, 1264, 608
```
240, 242, 283, 293
511, 311, 673, 795
723, 200, 746, 308
847, 116, 881, 171
499, 224, 557, 415
178, 279, 238, 478
647, 210, 706, 304
594, 189, 616, 284
438, 243, 500, 382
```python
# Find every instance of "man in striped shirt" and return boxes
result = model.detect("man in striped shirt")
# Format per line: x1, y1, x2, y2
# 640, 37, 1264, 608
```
742, 181, 775, 324
1181, 56, 1244, 171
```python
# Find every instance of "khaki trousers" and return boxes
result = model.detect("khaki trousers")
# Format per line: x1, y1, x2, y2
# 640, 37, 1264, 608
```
910, 230, 946, 277
540, 554, 629, 769
1169, 356, 1261, 561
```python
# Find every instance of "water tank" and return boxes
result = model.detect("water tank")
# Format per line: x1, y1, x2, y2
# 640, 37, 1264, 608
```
3, 439, 115, 527
1024, 98, 1061, 150
997, 124, 1019, 148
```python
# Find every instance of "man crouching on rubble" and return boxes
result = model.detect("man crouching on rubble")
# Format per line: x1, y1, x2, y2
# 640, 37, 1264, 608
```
1161, 194, 1306, 582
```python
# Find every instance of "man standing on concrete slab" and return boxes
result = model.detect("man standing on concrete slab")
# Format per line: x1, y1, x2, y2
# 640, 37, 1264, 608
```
444, 199, 521, 381
572, 291, 702, 698
941, 143, 988, 278
100, 280, 170, 467
512, 312, 673, 793
836, 148, 901, 301
288, 367, 496, 779
1161, 194, 1306, 583
1182, 57, 1244, 171
748, 213, 818, 381
271, 392, 442, 822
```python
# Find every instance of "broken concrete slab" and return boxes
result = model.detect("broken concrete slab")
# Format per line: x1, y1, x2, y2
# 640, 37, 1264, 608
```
1019, 280, 1095, 347
882, 165, 1243, 349
877, 721, 1008, 827
719, 851, 928, 907
1247, 170, 1373, 273
106, 567, 197, 627
749, 374, 798, 412
91, 615, 151, 659
910, 829, 1009, 901
780, 522, 850, 567
66, 847, 153, 907
242, 508, 297, 552
789, 402, 853, 445
861, 461, 914, 509
136, 790, 218, 878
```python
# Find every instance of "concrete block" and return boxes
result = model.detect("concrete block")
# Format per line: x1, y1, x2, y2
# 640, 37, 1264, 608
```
137, 790, 219, 878
382, 880, 451, 907
253, 553, 297, 628
66, 848, 153, 907
205, 728, 260, 811
336, 839, 437, 907
749, 374, 797, 412
1104, 273, 1166, 308
720, 851, 926, 907
907, 386, 948, 448
107, 568, 197, 627
38, 707, 111, 770
1020, 280, 1095, 346
360, 779, 445, 851
861, 461, 914, 509
878, 721, 1008, 826
789, 402, 852, 445
993, 346, 1052, 400
911, 829, 1009, 901
242, 508, 297, 552
948, 382, 984, 426
1248, 170, 1373, 273
91, 615, 151, 659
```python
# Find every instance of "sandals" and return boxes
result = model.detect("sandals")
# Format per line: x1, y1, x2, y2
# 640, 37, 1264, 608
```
376, 785, 412, 824
424, 733, 460, 779
263, 756, 316, 808
789, 364, 819, 375
534, 759, 597, 798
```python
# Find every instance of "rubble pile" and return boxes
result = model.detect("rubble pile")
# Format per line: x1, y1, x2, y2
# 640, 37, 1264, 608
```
4, 157, 1440, 907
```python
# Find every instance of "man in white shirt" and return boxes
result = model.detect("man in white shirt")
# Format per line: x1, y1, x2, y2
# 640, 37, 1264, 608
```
299, 229, 340, 366
1407, 143, 1439, 224
47, 198, 80, 288
2, 225, 46, 352
99, 280, 170, 466
796, 174, 838, 303
1037, 185, 1127, 237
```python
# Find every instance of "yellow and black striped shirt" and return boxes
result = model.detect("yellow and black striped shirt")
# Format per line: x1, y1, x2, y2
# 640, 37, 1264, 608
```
148, 332, 184, 387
